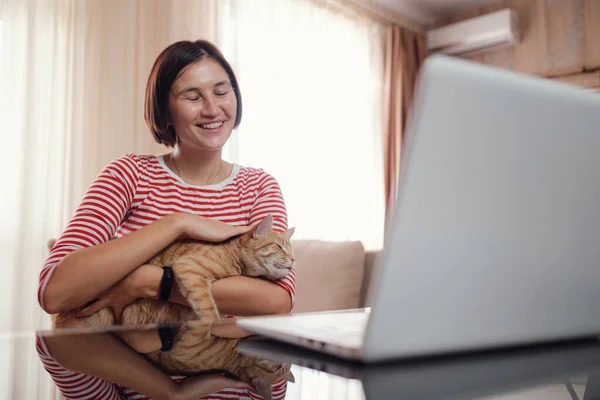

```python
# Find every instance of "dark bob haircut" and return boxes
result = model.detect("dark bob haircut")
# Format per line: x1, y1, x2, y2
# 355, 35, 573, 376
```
144, 40, 242, 147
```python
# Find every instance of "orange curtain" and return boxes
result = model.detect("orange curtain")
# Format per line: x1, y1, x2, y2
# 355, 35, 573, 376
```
383, 24, 426, 222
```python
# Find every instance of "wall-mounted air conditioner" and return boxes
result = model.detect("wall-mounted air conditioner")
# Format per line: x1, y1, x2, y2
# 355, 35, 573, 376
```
427, 9, 520, 56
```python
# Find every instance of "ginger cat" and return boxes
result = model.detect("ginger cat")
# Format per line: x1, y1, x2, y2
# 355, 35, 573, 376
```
146, 320, 295, 400
52, 214, 295, 329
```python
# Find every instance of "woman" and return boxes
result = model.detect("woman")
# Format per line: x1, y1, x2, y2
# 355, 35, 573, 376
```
37, 40, 295, 400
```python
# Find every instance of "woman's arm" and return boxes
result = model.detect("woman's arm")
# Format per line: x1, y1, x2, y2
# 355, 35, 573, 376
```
211, 276, 292, 315
43, 213, 184, 314
44, 211, 250, 315
41, 156, 145, 314
131, 265, 292, 315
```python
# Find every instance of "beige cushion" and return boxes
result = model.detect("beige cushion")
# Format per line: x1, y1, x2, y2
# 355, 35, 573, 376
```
291, 239, 365, 313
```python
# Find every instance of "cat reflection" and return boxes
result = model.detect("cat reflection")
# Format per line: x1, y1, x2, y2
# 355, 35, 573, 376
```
148, 320, 294, 400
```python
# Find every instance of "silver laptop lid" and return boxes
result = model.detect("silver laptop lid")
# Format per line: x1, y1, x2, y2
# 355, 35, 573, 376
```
363, 55, 600, 362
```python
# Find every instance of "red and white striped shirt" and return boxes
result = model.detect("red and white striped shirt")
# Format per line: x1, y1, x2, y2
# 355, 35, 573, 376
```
37, 153, 295, 400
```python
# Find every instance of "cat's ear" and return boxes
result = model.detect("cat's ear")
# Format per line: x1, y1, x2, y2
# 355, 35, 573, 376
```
253, 214, 273, 238
252, 378, 272, 400
284, 371, 295, 383
283, 227, 295, 240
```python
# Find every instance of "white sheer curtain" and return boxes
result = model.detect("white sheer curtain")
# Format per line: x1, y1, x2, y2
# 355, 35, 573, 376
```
0, 0, 221, 397
220, 0, 387, 251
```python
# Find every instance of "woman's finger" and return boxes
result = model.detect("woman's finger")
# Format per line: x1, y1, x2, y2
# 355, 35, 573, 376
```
235, 225, 253, 235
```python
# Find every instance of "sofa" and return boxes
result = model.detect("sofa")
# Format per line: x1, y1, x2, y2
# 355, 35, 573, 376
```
290, 240, 379, 313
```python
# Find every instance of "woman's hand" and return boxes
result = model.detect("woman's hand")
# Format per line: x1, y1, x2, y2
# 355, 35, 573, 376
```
169, 375, 249, 400
176, 213, 253, 242
76, 264, 159, 322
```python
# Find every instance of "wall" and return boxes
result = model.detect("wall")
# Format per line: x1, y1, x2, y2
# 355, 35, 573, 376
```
432, 0, 600, 88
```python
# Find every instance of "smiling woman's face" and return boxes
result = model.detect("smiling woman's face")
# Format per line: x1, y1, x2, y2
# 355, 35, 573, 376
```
168, 57, 237, 152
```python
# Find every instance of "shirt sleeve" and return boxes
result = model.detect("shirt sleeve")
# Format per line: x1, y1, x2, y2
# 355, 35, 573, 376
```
249, 171, 296, 309
38, 154, 140, 311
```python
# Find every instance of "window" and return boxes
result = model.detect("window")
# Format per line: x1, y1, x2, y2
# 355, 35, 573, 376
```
220, 0, 386, 250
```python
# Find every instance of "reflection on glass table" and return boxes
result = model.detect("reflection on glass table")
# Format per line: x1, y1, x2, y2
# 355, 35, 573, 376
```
3, 321, 600, 399
36, 319, 291, 400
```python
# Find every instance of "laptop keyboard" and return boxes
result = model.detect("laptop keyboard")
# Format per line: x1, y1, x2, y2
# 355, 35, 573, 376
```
279, 311, 369, 349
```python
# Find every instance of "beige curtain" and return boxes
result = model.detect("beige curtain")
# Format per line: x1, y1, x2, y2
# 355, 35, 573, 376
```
0, 0, 221, 398
382, 24, 426, 221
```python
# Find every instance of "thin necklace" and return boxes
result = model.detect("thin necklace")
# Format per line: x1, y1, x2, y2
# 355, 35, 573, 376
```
171, 154, 222, 185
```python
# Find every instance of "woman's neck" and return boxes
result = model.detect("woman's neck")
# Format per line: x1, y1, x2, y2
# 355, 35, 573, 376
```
170, 146, 228, 186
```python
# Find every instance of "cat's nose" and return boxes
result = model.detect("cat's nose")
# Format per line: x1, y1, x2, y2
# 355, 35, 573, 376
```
290, 257, 295, 263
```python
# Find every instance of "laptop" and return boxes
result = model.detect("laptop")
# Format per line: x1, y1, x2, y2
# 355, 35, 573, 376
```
236, 54, 600, 363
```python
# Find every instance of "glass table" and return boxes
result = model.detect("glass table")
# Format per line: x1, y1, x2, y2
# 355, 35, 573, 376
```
3, 317, 600, 399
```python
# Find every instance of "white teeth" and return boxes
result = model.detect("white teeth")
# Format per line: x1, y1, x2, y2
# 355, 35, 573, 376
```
200, 122, 223, 129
